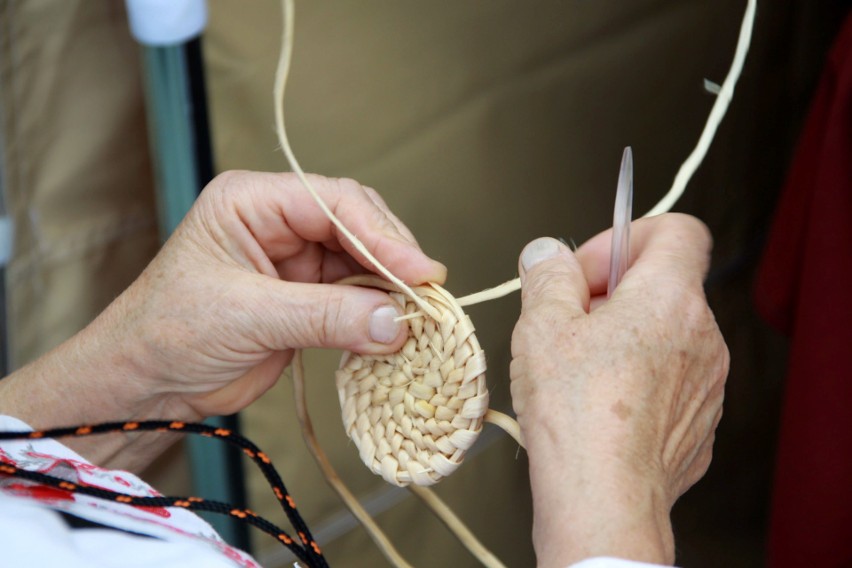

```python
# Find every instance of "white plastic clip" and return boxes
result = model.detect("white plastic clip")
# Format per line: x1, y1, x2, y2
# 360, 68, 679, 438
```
125, 0, 207, 46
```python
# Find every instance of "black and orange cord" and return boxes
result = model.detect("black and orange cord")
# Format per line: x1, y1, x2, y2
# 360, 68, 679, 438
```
0, 420, 329, 567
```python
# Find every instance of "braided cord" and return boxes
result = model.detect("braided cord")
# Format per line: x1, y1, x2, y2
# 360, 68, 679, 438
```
0, 421, 328, 568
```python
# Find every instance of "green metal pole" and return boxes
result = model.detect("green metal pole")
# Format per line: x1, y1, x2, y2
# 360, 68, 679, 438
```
141, 46, 198, 238
139, 41, 249, 550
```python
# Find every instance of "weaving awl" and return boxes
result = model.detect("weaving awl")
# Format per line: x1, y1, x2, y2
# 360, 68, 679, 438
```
607, 146, 633, 297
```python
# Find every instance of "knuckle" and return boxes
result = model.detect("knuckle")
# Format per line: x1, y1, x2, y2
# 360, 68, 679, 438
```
361, 185, 385, 206
199, 170, 260, 218
333, 177, 364, 199
646, 214, 713, 271
307, 174, 348, 211
660, 212, 711, 239
510, 318, 535, 357
683, 214, 713, 248
521, 266, 571, 304
313, 293, 346, 347
368, 202, 393, 228
331, 178, 403, 243
210, 170, 249, 198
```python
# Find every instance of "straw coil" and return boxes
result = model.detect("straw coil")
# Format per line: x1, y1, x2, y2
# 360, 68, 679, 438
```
335, 276, 488, 487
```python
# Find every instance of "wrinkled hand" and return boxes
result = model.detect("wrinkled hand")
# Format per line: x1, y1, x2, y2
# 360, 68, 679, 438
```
0, 171, 445, 469
510, 214, 729, 567
105, 171, 446, 420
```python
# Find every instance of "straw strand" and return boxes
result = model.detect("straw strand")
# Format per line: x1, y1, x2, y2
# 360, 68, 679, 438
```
274, 0, 439, 322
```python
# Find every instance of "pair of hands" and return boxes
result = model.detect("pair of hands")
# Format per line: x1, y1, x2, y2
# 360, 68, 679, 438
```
0, 171, 727, 566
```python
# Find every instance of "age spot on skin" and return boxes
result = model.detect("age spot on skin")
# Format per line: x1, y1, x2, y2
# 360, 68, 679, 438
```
611, 399, 632, 421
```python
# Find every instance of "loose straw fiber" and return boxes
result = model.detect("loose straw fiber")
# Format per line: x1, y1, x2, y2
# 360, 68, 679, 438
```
335, 276, 488, 487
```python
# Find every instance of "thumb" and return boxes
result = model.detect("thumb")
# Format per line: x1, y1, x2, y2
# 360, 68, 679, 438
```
518, 237, 590, 318
249, 278, 408, 354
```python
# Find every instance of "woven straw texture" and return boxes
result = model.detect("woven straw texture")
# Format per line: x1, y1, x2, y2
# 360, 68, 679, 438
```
335, 276, 488, 487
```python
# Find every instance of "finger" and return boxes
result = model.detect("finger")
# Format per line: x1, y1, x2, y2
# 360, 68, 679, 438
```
360, 185, 420, 245
517, 237, 590, 319
246, 276, 410, 354
214, 171, 447, 285
273, 241, 368, 284
323, 177, 447, 284
576, 213, 713, 296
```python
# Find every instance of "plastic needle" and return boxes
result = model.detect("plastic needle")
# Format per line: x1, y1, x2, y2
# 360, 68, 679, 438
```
608, 146, 633, 297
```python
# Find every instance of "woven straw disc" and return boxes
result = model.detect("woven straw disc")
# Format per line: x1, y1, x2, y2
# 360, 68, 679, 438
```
335, 276, 488, 487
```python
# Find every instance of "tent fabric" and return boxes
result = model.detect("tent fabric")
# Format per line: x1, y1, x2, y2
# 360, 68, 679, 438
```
0, 0, 189, 495
0, 1, 159, 367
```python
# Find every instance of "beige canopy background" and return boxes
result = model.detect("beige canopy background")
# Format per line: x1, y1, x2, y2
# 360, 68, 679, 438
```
1, 1, 845, 566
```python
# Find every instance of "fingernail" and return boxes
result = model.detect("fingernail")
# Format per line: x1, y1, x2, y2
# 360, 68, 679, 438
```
370, 305, 401, 344
521, 238, 563, 272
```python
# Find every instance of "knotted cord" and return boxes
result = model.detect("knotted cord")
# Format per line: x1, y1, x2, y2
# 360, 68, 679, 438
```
0, 421, 328, 567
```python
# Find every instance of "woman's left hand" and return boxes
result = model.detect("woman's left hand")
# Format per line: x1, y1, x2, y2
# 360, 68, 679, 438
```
0, 171, 446, 469
109, 171, 446, 420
